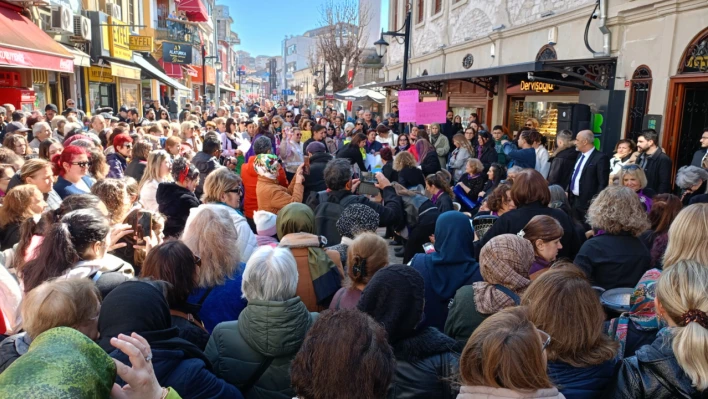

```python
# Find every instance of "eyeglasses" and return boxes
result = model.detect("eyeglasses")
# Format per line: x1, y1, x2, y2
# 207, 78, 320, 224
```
71, 161, 92, 168
285, 115, 293, 118
226, 186, 243, 196
193, 254, 202, 267
537, 328, 551, 351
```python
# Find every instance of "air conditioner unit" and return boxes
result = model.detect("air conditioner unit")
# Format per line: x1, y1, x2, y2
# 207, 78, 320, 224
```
50, 5, 73, 34
106, 3, 122, 20
73, 15, 91, 40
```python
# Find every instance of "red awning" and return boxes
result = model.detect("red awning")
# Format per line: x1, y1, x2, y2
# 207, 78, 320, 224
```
0, 3, 74, 73
158, 59, 183, 78
177, 0, 208, 22
183, 65, 198, 77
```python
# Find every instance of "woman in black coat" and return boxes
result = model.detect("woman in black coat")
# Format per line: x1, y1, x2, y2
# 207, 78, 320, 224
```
335, 132, 367, 172
426, 172, 455, 214
380, 147, 398, 183
394, 151, 425, 188
156, 158, 201, 238
476, 131, 499, 173
303, 145, 333, 201
416, 139, 441, 176
474, 169, 583, 260
547, 132, 579, 189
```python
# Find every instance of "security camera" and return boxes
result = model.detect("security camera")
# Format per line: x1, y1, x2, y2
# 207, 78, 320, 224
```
591, 11, 599, 19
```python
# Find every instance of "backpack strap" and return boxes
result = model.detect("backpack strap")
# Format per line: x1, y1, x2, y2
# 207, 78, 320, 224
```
493, 284, 521, 305
196, 287, 214, 306
169, 309, 207, 332
317, 190, 329, 206
240, 356, 275, 394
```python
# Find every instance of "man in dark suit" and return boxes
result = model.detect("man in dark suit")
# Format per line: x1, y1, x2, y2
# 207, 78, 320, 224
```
567, 130, 610, 223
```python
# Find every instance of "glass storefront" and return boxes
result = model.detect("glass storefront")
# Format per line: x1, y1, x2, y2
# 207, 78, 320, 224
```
119, 81, 140, 109
89, 83, 116, 113
507, 96, 578, 153
33, 84, 47, 111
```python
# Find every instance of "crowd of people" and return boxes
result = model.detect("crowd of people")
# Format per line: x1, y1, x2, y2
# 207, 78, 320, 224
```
0, 97, 708, 399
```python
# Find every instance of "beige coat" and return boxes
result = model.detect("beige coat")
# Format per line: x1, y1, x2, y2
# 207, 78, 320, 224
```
255, 175, 303, 214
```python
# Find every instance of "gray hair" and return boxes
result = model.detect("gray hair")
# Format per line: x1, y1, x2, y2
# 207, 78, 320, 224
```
32, 121, 51, 135
386, 113, 395, 119
507, 166, 523, 176
324, 159, 353, 191
557, 130, 573, 144
241, 246, 298, 302
69, 139, 96, 150
548, 184, 570, 209
344, 122, 354, 132
253, 136, 272, 155
675, 165, 708, 190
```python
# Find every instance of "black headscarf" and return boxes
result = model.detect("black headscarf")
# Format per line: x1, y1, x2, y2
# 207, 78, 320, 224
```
357, 265, 425, 344
97, 280, 212, 369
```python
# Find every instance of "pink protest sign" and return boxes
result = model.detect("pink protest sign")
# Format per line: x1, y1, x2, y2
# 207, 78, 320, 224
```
397, 90, 419, 122
415, 100, 448, 124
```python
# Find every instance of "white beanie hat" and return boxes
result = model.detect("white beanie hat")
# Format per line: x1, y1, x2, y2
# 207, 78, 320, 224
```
254, 210, 277, 236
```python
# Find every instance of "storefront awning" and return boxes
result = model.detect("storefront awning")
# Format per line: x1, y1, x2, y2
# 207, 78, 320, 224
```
62, 45, 91, 68
134, 53, 190, 92
183, 65, 198, 77
157, 58, 183, 79
363, 57, 616, 94
176, 0, 209, 22
335, 86, 386, 103
0, 3, 74, 73
219, 84, 236, 93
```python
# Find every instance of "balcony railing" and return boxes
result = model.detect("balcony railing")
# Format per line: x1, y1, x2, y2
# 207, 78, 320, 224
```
155, 17, 201, 47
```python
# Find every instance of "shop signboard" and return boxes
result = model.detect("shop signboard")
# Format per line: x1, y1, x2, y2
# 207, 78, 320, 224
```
129, 36, 153, 52
520, 80, 556, 93
415, 100, 447, 124
163, 42, 192, 65
108, 17, 132, 61
88, 66, 115, 83
398, 90, 419, 122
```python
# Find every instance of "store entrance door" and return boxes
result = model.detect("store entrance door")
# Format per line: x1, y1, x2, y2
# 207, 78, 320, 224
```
676, 84, 708, 168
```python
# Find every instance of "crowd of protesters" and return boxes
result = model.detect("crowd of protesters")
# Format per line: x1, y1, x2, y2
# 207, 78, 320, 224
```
0, 97, 708, 399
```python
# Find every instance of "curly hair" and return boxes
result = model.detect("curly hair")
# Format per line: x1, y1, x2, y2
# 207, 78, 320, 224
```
486, 183, 512, 213
393, 151, 417, 171
90, 178, 129, 224
586, 185, 650, 236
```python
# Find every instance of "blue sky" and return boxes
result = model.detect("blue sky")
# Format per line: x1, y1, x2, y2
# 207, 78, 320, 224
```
224, 0, 389, 57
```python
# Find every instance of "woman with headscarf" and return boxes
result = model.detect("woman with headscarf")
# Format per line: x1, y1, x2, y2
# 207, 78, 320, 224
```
429, 123, 450, 169
358, 265, 459, 398
254, 154, 304, 215
446, 234, 534, 346
410, 211, 482, 331
98, 281, 243, 398
276, 203, 343, 311
325, 203, 380, 268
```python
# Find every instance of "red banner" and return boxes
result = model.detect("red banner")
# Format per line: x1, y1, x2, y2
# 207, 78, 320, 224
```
0, 45, 73, 73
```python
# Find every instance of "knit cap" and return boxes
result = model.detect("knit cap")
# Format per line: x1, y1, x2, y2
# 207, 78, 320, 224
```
254, 210, 277, 237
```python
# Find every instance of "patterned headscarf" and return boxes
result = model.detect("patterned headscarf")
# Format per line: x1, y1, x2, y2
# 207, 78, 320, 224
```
607, 268, 663, 359
473, 234, 534, 314
336, 204, 380, 239
253, 153, 279, 180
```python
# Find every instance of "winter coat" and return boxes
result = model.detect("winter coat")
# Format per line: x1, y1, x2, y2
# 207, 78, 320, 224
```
125, 159, 147, 181
431, 134, 450, 169
382, 162, 399, 184
156, 182, 201, 238
205, 297, 317, 399
140, 179, 162, 212
242, 156, 288, 219
187, 268, 248, 334
398, 166, 425, 188
449, 147, 471, 182
503, 143, 536, 169
420, 150, 442, 176
388, 327, 460, 399
574, 233, 651, 291
0, 222, 20, 251
457, 386, 565, 399
691, 148, 708, 168
255, 175, 304, 215
477, 143, 498, 174
547, 147, 579, 190
106, 152, 128, 179
191, 151, 221, 199
0, 332, 29, 373
303, 153, 332, 202
306, 187, 405, 232
445, 286, 490, 347
188, 203, 257, 262
535, 145, 550, 178
53, 175, 94, 199
336, 143, 367, 172
606, 329, 702, 399
548, 359, 619, 399
636, 148, 673, 194
433, 191, 454, 214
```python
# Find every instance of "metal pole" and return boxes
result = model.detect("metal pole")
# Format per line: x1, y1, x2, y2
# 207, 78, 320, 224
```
401, 11, 410, 91
202, 44, 207, 112
214, 13, 220, 103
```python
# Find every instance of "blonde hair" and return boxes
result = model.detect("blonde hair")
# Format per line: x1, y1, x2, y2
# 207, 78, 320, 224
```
181, 206, 241, 287
345, 232, 388, 288
19, 159, 52, 183
0, 185, 41, 227
619, 167, 648, 190
202, 168, 242, 203
393, 151, 416, 171
453, 133, 474, 155
656, 260, 708, 390
586, 185, 650, 236
466, 158, 484, 174
21, 278, 101, 339
90, 178, 129, 224
50, 115, 67, 132
138, 150, 172, 191
663, 204, 708, 268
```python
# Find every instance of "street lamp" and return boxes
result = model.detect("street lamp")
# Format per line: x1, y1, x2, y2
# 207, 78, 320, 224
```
201, 44, 222, 111
313, 65, 326, 99
375, 8, 411, 91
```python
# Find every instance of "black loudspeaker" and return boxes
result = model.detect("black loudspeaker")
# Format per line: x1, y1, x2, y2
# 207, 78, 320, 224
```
556, 103, 591, 139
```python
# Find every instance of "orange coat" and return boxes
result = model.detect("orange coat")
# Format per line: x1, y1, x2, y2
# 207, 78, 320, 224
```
242, 156, 288, 218
255, 175, 304, 215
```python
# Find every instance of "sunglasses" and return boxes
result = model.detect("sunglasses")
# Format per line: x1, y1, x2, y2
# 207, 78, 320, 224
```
356, 122, 363, 125
226, 186, 243, 196
525, 124, 533, 127
285, 115, 293, 118
622, 164, 641, 171
71, 161, 92, 168
123, 144, 133, 149
193, 254, 202, 267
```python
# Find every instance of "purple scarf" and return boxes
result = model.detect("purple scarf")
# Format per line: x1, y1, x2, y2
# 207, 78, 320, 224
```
431, 190, 443, 204
638, 190, 653, 213
530, 256, 551, 276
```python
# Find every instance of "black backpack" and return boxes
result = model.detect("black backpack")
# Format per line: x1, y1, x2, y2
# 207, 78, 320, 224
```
400, 193, 436, 230
314, 191, 360, 246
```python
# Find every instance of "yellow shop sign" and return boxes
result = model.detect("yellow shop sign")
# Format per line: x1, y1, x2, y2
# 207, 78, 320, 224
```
129, 36, 153, 52
88, 66, 115, 83
109, 17, 132, 61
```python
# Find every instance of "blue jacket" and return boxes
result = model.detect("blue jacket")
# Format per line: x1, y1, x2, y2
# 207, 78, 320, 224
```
188, 265, 248, 333
106, 152, 127, 179
503, 143, 536, 169
547, 358, 619, 399
111, 347, 243, 399
53, 175, 94, 199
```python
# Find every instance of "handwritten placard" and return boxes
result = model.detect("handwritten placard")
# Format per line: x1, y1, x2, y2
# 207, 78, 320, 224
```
398, 90, 419, 122
415, 100, 448, 124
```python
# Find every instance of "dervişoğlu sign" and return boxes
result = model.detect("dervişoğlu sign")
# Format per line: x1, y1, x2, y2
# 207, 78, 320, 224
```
520, 80, 556, 93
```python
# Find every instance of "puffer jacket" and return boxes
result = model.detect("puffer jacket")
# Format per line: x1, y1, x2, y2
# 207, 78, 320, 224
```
547, 359, 618, 399
156, 182, 201, 238
205, 297, 317, 399
389, 327, 460, 399
187, 203, 257, 262
106, 152, 127, 179
255, 175, 304, 215
606, 329, 705, 398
